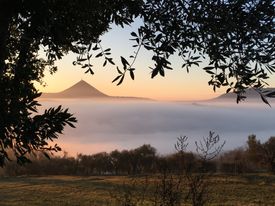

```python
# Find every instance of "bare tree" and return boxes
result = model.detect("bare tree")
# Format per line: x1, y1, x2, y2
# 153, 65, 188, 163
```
175, 131, 225, 206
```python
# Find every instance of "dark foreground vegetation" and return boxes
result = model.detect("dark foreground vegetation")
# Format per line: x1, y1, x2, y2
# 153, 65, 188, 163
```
1, 134, 275, 176
0, 133, 275, 205
0, 174, 274, 206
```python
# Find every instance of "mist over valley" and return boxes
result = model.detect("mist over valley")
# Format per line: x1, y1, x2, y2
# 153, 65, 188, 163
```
40, 98, 275, 156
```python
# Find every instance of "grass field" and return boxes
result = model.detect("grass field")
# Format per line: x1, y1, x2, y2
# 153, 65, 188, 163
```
0, 174, 275, 206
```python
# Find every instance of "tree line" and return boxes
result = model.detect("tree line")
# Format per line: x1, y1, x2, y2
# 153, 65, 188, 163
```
1, 135, 274, 177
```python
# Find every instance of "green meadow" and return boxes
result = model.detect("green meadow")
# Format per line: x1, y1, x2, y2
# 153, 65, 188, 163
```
0, 174, 275, 206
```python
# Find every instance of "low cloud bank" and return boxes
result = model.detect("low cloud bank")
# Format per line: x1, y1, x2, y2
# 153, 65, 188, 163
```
41, 100, 275, 155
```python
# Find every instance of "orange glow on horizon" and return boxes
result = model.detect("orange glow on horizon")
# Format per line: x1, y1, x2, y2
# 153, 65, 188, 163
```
36, 76, 222, 101
35, 55, 224, 102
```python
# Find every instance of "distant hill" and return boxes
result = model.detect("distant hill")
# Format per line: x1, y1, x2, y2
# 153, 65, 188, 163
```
211, 88, 275, 102
41, 80, 150, 101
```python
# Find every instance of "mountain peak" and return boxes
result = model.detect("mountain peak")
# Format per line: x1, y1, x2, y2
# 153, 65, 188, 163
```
41, 80, 151, 101
42, 80, 108, 98
68, 79, 98, 91
74, 79, 91, 87
61, 80, 108, 98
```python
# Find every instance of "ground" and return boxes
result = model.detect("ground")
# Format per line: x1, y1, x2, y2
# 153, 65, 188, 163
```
0, 174, 274, 206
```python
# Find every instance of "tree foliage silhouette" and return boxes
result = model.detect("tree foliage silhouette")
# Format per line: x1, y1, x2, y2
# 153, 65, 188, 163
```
0, 0, 274, 165
112, 0, 275, 103
0, 0, 142, 166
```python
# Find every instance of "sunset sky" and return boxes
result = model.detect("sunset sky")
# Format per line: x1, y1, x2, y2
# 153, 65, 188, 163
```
36, 21, 275, 101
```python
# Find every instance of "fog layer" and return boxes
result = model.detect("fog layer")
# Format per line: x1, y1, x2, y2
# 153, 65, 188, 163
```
41, 100, 275, 155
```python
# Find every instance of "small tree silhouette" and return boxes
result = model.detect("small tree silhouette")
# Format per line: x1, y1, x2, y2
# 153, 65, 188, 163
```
111, 131, 225, 206
186, 131, 225, 206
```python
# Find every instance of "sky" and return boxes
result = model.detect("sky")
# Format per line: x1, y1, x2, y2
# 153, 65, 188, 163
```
36, 21, 275, 101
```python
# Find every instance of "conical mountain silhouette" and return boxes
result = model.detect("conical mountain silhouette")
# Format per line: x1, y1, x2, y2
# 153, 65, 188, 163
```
41, 80, 150, 100
42, 80, 109, 98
